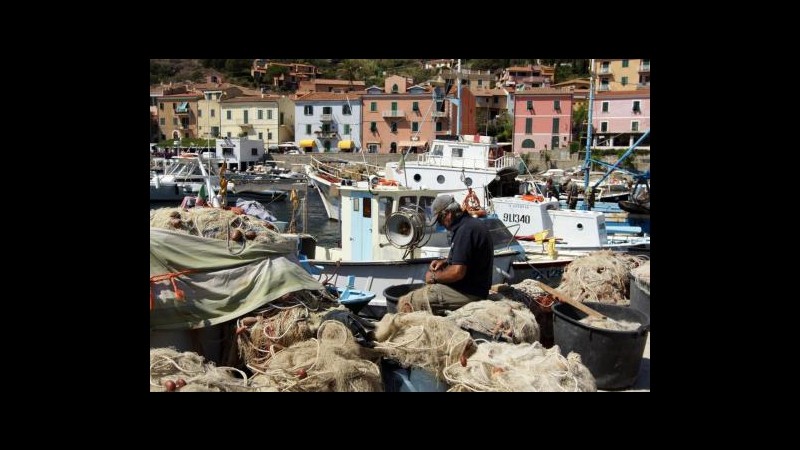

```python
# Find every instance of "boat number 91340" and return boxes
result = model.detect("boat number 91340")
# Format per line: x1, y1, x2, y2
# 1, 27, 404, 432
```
502, 213, 531, 224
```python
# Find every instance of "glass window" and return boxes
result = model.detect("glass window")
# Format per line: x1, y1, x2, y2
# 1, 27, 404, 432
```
268, 110, 272, 120
621, 76, 628, 86
526, 100, 532, 110
392, 84, 398, 93
525, 118, 532, 133
412, 122, 419, 132
198, 109, 202, 118
633, 101, 641, 112
211, 109, 215, 117
452, 147, 464, 157
306, 124, 312, 134
344, 124, 351, 134
602, 102, 609, 113
622, 59, 629, 68
370, 102, 377, 112
391, 123, 397, 132
323, 106, 332, 114
370, 122, 377, 132
378, 197, 393, 233
304, 105, 313, 115
362, 198, 371, 218
412, 101, 419, 111
243, 110, 248, 124
258, 110, 263, 120
227, 110, 231, 120
343, 104, 351, 115
600, 121, 608, 132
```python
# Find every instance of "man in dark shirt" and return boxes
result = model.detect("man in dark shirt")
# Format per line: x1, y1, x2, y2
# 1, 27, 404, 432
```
396, 194, 494, 315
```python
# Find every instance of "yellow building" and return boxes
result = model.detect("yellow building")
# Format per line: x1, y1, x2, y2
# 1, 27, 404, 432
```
195, 83, 243, 140
220, 96, 280, 148
594, 59, 650, 92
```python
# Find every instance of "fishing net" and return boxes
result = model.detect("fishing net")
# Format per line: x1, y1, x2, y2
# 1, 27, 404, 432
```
150, 347, 267, 392
236, 290, 339, 374
557, 250, 648, 305
445, 299, 539, 344
150, 207, 288, 246
578, 316, 642, 332
248, 321, 383, 392
496, 279, 557, 347
373, 311, 476, 379
443, 341, 596, 392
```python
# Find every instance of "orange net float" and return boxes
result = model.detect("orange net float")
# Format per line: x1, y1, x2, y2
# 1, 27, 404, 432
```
521, 194, 544, 202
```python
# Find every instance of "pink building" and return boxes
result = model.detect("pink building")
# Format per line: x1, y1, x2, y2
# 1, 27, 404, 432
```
360, 75, 476, 153
592, 89, 650, 148
512, 88, 573, 154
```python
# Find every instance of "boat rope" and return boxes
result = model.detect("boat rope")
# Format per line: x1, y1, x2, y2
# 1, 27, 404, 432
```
150, 269, 195, 311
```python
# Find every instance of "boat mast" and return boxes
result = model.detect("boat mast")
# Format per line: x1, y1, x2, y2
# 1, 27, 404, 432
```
582, 58, 595, 208
456, 59, 462, 135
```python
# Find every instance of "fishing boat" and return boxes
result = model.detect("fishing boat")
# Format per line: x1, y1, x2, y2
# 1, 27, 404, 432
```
150, 153, 222, 202
306, 134, 524, 221
301, 181, 532, 317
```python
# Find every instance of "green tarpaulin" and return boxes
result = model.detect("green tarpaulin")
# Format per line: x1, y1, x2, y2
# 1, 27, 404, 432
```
150, 228, 324, 330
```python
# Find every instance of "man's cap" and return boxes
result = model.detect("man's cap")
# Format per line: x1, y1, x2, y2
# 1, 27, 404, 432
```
428, 195, 456, 226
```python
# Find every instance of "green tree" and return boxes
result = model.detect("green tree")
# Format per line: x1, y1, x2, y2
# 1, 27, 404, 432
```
495, 111, 513, 142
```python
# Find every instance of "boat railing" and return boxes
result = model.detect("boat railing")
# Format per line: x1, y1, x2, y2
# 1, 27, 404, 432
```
413, 153, 518, 170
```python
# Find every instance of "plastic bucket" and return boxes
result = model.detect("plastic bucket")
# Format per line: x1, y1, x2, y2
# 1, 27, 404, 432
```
629, 274, 650, 322
553, 301, 650, 390
381, 358, 449, 392
383, 283, 426, 314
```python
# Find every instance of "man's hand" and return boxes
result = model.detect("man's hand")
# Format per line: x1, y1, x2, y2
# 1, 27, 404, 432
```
429, 258, 447, 272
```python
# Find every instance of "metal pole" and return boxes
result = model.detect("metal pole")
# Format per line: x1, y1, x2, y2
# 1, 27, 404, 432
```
582, 58, 595, 210
456, 59, 462, 135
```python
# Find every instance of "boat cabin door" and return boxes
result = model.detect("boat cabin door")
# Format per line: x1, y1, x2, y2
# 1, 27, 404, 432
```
349, 192, 373, 260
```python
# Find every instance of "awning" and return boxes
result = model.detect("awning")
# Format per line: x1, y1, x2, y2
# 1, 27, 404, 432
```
337, 140, 354, 150
399, 140, 426, 147
299, 139, 316, 148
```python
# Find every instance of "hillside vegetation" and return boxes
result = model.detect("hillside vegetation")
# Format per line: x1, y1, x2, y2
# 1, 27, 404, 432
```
150, 59, 590, 87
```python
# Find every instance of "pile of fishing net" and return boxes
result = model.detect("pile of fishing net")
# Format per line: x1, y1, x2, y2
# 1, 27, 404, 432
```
248, 321, 383, 392
236, 290, 340, 374
150, 347, 273, 392
495, 279, 557, 347
579, 316, 642, 332
373, 311, 476, 380
150, 207, 287, 244
445, 299, 539, 344
443, 341, 596, 392
557, 250, 648, 305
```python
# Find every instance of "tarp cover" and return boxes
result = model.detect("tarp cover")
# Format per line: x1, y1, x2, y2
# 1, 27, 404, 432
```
150, 228, 323, 330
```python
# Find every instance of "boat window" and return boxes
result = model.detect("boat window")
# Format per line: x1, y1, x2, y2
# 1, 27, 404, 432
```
362, 198, 371, 218
353, 197, 359, 212
452, 147, 464, 157
378, 197, 393, 233
419, 196, 435, 222
464, 177, 473, 187
191, 165, 203, 176
399, 196, 416, 209
437, 175, 445, 184
432, 144, 443, 156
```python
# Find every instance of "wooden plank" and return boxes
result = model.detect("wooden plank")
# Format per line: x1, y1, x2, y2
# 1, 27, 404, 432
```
533, 280, 606, 319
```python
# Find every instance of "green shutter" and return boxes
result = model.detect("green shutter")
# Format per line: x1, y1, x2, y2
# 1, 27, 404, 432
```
525, 118, 532, 134
554, 100, 560, 110
526, 100, 532, 110
552, 118, 559, 134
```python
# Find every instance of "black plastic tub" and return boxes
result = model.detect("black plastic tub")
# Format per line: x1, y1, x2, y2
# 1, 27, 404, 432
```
553, 301, 650, 390
629, 274, 650, 322
383, 283, 426, 314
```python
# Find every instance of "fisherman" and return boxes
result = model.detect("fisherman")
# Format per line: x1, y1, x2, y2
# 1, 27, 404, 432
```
396, 195, 494, 315
545, 176, 558, 200
562, 177, 579, 209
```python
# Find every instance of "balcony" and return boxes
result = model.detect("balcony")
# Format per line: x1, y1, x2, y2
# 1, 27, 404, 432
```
599, 67, 612, 75
637, 82, 651, 88
638, 64, 650, 73
320, 114, 333, 122
598, 85, 611, 91
431, 110, 447, 118
382, 109, 405, 118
